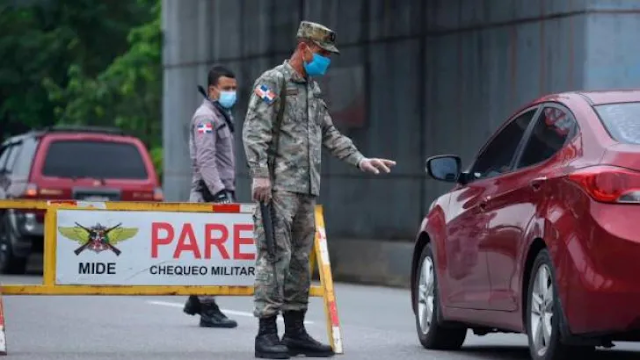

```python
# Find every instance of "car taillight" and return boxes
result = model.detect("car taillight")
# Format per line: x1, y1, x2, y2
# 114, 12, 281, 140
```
22, 183, 38, 198
567, 165, 640, 203
153, 187, 164, 201
17, 183, 45, 222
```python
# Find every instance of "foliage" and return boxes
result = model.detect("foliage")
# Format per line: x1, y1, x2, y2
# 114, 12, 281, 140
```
1, 0, 163, 180
43, 0, 162, 148
150, 146, 163, 182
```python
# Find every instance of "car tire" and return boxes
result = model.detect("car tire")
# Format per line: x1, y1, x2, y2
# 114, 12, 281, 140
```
526, 249, 595, 360
414, 243, 467, 350
0, 213, 28, 275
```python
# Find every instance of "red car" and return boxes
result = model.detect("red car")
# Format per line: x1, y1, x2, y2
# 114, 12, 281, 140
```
411, 90, 640, 360
0, 126, 163, 274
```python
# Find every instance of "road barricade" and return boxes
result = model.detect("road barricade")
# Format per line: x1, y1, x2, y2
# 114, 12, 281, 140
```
0, 200, 343, 356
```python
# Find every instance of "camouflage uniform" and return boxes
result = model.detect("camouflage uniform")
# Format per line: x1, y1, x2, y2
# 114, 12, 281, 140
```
243, 23, 364, 320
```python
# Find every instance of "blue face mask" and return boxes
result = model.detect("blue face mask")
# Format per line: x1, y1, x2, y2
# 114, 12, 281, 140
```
218, 90, 237, 109
304, 53, 331, 77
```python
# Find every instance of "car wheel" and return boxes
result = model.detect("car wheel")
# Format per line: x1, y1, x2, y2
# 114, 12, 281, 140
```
414, 243, 467, 350
526, 249, 595, 360
0, 213, 28, 275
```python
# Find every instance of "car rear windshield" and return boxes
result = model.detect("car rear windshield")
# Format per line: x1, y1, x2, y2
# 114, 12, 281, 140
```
594, 102, 640, 145
41, 140, 149, 180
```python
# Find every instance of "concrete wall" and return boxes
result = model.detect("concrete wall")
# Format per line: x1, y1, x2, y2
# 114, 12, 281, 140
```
162, 0, 640, 286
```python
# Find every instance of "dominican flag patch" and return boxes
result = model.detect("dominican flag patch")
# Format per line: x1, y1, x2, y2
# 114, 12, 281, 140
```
255, 84, 277, 104
197, 122, 213, 134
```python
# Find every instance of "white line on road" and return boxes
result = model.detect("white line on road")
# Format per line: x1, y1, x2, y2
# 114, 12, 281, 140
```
147, 300, 314, 325
147, 300, 253, 317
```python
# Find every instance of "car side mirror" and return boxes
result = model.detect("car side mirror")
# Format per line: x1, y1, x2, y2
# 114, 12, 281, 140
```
425, 155, 462, 183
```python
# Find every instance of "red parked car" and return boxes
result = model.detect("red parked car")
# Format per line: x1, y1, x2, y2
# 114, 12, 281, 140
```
0, 126, 163, 274
411, 90, 640, 360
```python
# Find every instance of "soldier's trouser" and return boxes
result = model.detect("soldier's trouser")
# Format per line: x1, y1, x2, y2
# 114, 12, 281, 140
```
253, 190, 316, 318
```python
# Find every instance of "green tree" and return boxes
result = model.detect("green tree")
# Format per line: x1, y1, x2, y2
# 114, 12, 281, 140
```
0, 0, 156, 138
1, 0, 163, 179
44, 0, 162, 147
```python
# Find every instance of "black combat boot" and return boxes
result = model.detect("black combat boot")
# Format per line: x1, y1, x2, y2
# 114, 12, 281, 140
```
199, 301, 238, 328
282, 310, 334, 357
255, 316, 290, 359
183, 295, 201, 316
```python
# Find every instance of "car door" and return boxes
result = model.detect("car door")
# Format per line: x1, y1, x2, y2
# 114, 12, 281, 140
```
444, 107, 538, 310
483, 104, 579, 311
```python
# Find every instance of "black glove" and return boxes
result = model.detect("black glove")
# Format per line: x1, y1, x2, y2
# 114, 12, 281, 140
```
212, 190, 231, 204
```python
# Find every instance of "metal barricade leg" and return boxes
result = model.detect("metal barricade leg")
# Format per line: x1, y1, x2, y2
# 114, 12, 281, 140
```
314, 205, 344, 355
0, 292, 7, 355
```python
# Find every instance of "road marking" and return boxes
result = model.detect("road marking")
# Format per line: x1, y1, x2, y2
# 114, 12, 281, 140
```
147, 300, 253, 317
147, 300, 314, 324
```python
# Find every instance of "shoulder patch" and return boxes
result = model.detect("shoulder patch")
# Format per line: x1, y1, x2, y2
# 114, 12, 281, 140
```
254, 84, 277, 104
196, 120, 213, 134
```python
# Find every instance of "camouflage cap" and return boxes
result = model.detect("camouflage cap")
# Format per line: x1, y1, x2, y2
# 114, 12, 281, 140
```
296, 21, 339, 54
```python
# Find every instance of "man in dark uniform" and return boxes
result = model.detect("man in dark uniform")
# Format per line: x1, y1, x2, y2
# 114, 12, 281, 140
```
182, 65, 239, 328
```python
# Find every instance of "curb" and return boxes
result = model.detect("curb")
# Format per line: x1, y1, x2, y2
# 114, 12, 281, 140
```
326, 238, 413, 289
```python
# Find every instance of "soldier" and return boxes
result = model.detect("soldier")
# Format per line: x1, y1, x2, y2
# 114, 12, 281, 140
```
243, 21, 396, 359
183, 65, 239, 329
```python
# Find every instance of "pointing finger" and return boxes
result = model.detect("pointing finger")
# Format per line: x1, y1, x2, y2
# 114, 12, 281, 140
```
373, 159, 390, 173
365, 162, 379, 174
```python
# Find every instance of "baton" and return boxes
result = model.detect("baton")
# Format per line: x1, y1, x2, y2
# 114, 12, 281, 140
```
260, 201, 277, 262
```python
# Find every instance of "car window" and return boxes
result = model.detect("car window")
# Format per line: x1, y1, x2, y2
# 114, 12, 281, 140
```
12, 138, 39, 178
594, 102, 640, 144
41, 140, 148, 180
0, 146, 9, 171
5, 143, 21, 172
517, 106, 578, 169
471, 109, 537, 180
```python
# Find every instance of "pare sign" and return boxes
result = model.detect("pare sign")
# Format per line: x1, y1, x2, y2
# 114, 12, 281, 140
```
150, 222, 254, 260
54, 209, 257, 286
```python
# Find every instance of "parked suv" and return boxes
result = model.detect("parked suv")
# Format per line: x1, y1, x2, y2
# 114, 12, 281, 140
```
0, 125, 163, 274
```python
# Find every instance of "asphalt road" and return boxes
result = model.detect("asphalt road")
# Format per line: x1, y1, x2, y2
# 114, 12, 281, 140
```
2, 271, 640, 359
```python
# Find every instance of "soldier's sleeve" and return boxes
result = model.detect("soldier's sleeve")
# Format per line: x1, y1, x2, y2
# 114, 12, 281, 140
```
193, 115, 225, 195
242, 72, 282, 179
320, 103, 366, 167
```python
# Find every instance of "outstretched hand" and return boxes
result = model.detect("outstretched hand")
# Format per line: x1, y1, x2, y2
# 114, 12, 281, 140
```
358, 158, 397, 174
